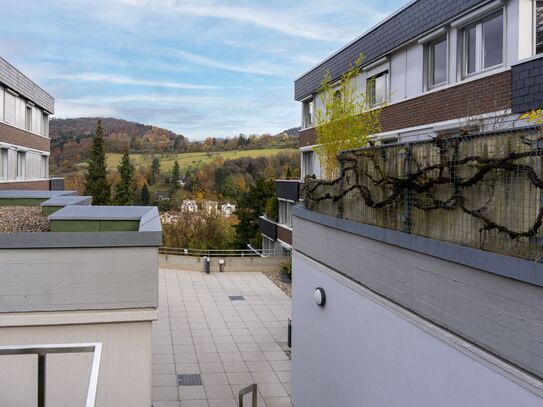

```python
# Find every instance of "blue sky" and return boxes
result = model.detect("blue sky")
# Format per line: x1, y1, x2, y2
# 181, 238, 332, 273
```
0, 0, 407, 140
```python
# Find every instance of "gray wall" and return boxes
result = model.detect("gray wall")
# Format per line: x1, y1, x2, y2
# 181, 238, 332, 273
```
159, 254, 285, 273
0, 247, 158, 312
292, 213, 543, 379
292, 251, 543, 407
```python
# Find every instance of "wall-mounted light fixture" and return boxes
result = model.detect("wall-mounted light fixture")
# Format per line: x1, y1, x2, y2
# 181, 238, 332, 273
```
314, 287, 326, 307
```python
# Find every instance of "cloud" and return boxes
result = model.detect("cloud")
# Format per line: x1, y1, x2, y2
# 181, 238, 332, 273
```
48, 72, 216, 90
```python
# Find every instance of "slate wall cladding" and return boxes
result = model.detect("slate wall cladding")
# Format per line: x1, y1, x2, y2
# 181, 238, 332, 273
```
298, 71, 511, 147
275, 180, 300, 202
294, 0, 489, 100
512, 56, 543, 113
0, 122, 50, 151
0, 57, 55, 113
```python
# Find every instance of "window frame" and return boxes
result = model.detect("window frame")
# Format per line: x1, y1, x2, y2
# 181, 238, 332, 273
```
16, 150, 26, 180
0, 149, 7, 180
366, 70, 389, 107
278, 198, 293, 228
461, 9, 504, 78
302, 98, 314, 129
25, 105, 32, 131
427, 35, 449, 89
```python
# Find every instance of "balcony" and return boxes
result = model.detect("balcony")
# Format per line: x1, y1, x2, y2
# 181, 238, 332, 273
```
275, 179, 302, 202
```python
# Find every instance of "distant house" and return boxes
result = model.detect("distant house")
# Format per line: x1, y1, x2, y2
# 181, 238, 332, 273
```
203, 200, 218, 213
181, 200, 198, 213
153, 191, 170, 201
160, 211, 180, 224
221, 203, 236, 217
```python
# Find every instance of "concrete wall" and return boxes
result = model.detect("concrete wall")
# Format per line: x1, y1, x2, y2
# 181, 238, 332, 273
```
292, 251, 543, 407
292, 212, 543, 379
159, 254, 286, 273
0, 319, 152, 407
0, 247, 158, 312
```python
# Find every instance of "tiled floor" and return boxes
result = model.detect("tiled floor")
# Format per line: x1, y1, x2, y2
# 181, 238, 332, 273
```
152, 269, 292, 407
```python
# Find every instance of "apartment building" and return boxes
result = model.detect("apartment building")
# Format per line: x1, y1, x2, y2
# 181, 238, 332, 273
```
290, 1, 543, 406
297, 0, 543, 177
0, 57, 54, 190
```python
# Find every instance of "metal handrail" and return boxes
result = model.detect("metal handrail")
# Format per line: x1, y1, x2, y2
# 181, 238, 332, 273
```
159, 247, 289, 257
238, 383, 258, 407
0, 342, 102, 407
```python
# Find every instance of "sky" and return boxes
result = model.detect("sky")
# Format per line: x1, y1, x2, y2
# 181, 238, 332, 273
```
0, 0, 407, 140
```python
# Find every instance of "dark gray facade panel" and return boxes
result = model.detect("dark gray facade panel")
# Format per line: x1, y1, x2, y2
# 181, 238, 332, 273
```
0, 57, 55, 113
512, 56, 543, 113
275, 180, 301, 202
260, 216, 278, 240
294, 0, 488, 100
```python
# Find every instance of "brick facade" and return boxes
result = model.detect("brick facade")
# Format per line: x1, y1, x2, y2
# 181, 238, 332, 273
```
0, 122, 50, 152
0, 180, 50, 190
298, 71, 512, 148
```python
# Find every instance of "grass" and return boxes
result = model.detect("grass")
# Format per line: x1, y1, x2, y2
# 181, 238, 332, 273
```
75, 148, 297, 172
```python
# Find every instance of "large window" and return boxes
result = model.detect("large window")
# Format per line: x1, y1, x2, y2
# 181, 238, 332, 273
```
16, 151, 25, 180
0, 149, 6, 180
367, 71, 388, 107
4, 91, 16, 125
302, 98, 314, 128
25, 106, 32, 131
428, 36, 448, 88
42, 114, 49, 137
41, 155, 48, 178
278, 199, 292, 228
463, 11, 503, 76
536, 1, 543, 54
301, 151, 314, 178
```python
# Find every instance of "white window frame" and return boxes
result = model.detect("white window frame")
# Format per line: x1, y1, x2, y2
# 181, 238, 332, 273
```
461, 9, 505, 78
302, 98, 314, 129
4, 90, 17, 125
0, 149, 7, 180
427, 35, 449, 89
41, 155, 48, 179
366, 70, 389, 107
278, 199, 293, 228
25, 105, 32, 131
301, 150, 314, 178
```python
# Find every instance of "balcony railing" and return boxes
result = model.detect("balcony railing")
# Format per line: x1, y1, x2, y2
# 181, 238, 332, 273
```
303, 128, 543, 262
159, 247, 289, 257
259, 215, 278, 240
0, 342, 102, 407
275, 179, 302, 202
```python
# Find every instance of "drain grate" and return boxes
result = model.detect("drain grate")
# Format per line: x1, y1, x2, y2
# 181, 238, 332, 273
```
228, 295, 245, 301
177, 374, 202, 386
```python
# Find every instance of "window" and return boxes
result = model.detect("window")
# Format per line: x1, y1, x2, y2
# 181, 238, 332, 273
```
25, 106, 32, 131
428, 36, 448, 87
4, 91, 16, 125
278, 199, 292, 228
41, 155, 48, 178
367, 71, 388, 106
463, 11, 503, 76
16, 151, 25, 179
536, 1, 543, 54
302, 98, 314, 128
42, 114, 49, 137
0, 149, 6, 180
301, 151, 314, 178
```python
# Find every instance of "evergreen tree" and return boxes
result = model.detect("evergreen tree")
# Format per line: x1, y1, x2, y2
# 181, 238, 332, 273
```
286, 167, 293, 178
114, 152, 135, 205
171, 160, 180, 190
84, 120, 111, 205
141, 183, 150, 205
150, 157, 160, 185
234, 177, 275, 248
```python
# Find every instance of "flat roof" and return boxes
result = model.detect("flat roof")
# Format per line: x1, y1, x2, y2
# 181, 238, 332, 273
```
0, 190, 75, 199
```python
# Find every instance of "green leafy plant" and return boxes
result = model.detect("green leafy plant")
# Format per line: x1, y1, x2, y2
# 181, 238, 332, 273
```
280, 259, 292, 278
315, 54, 385, 179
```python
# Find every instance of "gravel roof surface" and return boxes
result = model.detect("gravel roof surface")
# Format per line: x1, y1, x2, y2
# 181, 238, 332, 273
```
0, 206, 49, 233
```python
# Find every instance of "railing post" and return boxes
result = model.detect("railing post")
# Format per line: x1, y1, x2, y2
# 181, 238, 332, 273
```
402, 143, 413, 234
336, 157, 345, 219
37, 353, 46, 407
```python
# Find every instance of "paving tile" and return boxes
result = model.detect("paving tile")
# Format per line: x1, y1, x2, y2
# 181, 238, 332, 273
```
153, 363, 176, 374
153, 387, 179, 401
153, 374, 178, 387
226, 372, 253, 385
241, 351, 266, 362
264, 396, 292, 407
207, 399, 236, 407
178, 385, 206, 400
175, 353, 198, 364
246, 361, 273, 373
199, 362, 225, 374
180, 400, 209, 407
204, 384, 234, 400
219, 352, 244, 362
251, 371, 280, 384
222, 361, 249, 373
201, 373, 229, 386
176, 363, 200, 374
263, 351, 289, 361
215, 343, 238, 353
197, 352, 222, 364
151, 401, 181, 407
236, 343, 259, 352
268, 361, 290, 372
258, 383, 288, 398
275, 370, 290, 384
213, 336, 235, 344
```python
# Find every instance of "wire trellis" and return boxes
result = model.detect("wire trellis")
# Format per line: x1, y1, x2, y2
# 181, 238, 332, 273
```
303, 128, 543, 262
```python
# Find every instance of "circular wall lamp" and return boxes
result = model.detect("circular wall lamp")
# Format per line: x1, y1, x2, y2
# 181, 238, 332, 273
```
314, 287, 326, 307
